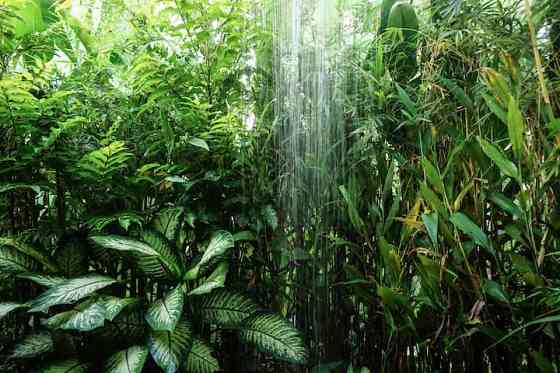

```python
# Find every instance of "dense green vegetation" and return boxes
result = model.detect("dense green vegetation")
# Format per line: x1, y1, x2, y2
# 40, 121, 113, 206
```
0, 0, 559, 372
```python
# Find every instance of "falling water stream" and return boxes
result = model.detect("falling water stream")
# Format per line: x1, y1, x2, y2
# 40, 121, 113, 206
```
272, 0, 351, 363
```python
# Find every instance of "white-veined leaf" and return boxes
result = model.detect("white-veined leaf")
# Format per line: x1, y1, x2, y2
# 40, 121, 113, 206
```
185, 338, 220, 373
199, 289, 259, 328
239, 313, 308, 364
146, 285, 184, 332
104, 345, 149, 373
29, 274, 117, 313
148, 319, 193, 373
189, 263, 228, 296
9, 332, 53, 359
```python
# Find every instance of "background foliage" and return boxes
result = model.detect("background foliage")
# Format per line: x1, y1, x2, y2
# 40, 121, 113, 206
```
0, 0, 559, 372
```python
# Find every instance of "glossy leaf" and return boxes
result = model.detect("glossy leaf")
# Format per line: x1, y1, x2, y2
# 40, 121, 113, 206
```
146, 285, 184, 332
29, 274, 117, 313
189, 262, 229, 296
185, 338, 220, 373
148, 319, 193, 373
104, 345, 149, 373
239, 313, 308, 364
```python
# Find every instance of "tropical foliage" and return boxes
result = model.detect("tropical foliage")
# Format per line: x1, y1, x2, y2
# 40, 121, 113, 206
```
0, 0, 560, 372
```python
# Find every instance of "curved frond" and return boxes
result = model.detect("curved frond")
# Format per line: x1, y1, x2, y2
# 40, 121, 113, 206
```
37, 359, 90, 373
153, 207, 184, 242
104, 345, 149, 373
146, 284, 184, 332
148, 319, 193, 373
17, 273, 66, 287
199, 289, 259, 328
29, 274, 117, 313
0, 237, 58, 272
8, 331, 53, 360
0, 246, 38, 274
239, 313, 308, 364
0, 302, 27, 320
185, 338, 220, 373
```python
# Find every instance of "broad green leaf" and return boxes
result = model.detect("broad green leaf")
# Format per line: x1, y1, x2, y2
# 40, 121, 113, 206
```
104, 345, 149, 373
395, 83, 416, 116
507, 97, 526, 159
146, 285, 184, 332
9, 332, 53, 359
0, 246, 39, 274
91, 233, 182, 280
239, 313, 308, 364
441, 77, 474, 110
188, 138, 210, 151
339, 185, 365, 231
483, 93, 507, 124
185, 231, 234, 280
482, 280, 509, 303
421, 212, 438, 247
89, 235, 159, 256
488, 192, 524, 219
189, 263, 229, 296
29, 274, 117, 313
44, 303, 106, 332
382, 160, 396, 205
199, 289, 259, 327
185, 338, 220, 373
0, 237, 58, 272
97, 296, 138, 321
421, 158, 445, 195
450, 213, 494, 256
262, 205, 279, 230
153, 207, 184, 242
0, 302, 27, 320
37, 359, 90, 373
148, 319, 193, 373
489, 315, 560, 349
232, 231, 256, 241
138, 230, 183, 280
478, 138, 519, 181
18, 273, 66, 287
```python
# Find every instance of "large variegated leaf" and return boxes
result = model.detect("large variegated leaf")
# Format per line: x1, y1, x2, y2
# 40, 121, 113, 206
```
89, 235, 159, 256
29, 274, 117, 313
9, 332, 53, 359
44, 303, 106, 331
184, 231, 234, 280
199, 289, 259, 327
37, 359, 90, 373
146, 285, 184, 332
44, 296, 137, 331
104, 345, 149, 373
139, 230, 182, 279
153, 207, 184, 242
239, 313, 308, 364
185, 338, 220, 373
0, 302, 27, 320
189, 263, 228, 296
18, 273, 66, 287
0, 246, 38, 274
0, 237, 58, 272
97, 296, 139, 321
90, 232, 182, 280
148, 319, 193, 373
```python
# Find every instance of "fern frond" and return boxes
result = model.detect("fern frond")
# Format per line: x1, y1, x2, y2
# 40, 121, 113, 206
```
76, 141, 133, 180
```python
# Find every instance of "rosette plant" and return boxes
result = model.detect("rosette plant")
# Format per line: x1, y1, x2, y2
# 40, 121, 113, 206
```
0, 208, 308, 372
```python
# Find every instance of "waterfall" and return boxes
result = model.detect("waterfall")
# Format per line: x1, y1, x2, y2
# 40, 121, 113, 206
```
272, 0, 350, 363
